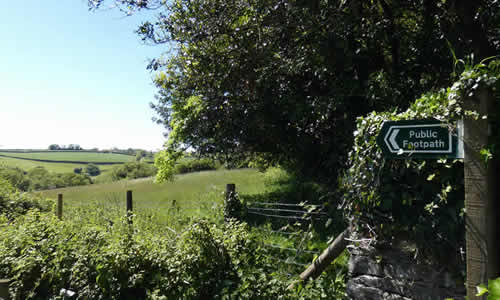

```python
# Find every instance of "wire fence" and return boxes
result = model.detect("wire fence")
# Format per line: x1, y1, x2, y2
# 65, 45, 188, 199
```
244, 198, 329, 274
54, 185, 326, 276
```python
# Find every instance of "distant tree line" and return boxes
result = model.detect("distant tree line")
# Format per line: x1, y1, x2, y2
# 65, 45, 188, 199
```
47, 145, 155, 160
48, 144, 82, 150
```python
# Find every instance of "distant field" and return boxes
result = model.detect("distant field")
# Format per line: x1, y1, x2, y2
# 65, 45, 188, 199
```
37, 168, 266, 218
0, 156, 117, 173
0, 151, 135, 163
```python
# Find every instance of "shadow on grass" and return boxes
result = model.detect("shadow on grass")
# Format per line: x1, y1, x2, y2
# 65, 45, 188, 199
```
238, 178, 346, 240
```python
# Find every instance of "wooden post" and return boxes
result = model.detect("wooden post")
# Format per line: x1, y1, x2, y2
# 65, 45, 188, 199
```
126, 190, 133, 225
171, 199, 179, 213
57, 194, 63, 220
225, 184, 235, 201
224, 184, 238, 221
299, 228, 349, 280
464, 89, 499, 299
0, 279, 10, 300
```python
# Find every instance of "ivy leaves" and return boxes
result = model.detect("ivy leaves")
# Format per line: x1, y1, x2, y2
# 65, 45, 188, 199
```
340, 60, 499, 260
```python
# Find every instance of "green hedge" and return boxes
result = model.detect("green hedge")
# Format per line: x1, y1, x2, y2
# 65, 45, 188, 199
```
110, 162, 157, 181
0, 165, 92, 191
0, 178, 50, 220
0, 212, 345, 299
174, 158, 217, 174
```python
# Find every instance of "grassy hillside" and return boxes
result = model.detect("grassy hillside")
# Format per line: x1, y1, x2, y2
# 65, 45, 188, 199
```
37, 168, 266, 217
0, 151, 135, 163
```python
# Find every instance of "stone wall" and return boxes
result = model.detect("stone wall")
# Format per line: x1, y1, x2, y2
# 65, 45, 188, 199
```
346, 244, 465, 300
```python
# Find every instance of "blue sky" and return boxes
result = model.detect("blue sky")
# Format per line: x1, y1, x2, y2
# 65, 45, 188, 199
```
0, 1, 168, 150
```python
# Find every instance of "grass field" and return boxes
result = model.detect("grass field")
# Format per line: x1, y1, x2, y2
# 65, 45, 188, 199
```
0, 156, 117, 173
38, 168, 266, 218
0, 151, 135, 163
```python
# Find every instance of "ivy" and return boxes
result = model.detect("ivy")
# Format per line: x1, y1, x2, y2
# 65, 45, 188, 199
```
340, 59, 499, 261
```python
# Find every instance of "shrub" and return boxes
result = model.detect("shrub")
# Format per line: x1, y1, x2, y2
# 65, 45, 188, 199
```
110, 162, 157, 181
85, 164, 101, 176
0, 178, 50, 220
173, 158, 217, 174
26, 167, 53, 190
20, 167, 92, 190
0, 165, 30, 191
0, 215, 312, 299
56, 173, 92, 187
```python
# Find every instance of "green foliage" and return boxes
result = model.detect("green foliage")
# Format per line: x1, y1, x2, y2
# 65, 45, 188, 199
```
25, 167, 92, 190
0, 167, 349, 298
0, 209, 345, 299
0, 165, 92, 191
340, 60, 499, 261
476, 277, 500, 300
110, 162, 157, 181
94, 0, 499, 184
0, 165, 30, 191
154, 147, 183, 182
173, 158, 217, 175
135, 150, 146, 161
0, 178, 50, 220
241, 167, 346, 241
85, 163, 101, 176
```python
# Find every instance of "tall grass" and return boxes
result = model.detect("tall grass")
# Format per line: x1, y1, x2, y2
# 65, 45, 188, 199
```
38, 169, 267, 222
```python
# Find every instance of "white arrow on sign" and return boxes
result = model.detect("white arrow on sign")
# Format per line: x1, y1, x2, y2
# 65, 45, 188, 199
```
387, 128, 400, 150
381, 123, 455, 154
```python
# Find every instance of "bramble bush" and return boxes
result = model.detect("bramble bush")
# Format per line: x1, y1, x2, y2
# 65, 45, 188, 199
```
0, 178, 50, 220
0, 184, 347, 300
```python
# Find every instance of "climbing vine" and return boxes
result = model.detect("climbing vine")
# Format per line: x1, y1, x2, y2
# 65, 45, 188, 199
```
340, 59, 499, 262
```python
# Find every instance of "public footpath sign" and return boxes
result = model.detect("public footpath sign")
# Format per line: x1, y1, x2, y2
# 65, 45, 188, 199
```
377, 119, 463, 159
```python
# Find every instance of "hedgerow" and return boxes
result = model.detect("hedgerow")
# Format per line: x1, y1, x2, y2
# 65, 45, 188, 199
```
0, 203, 346, 299
340, 59, 499, 263
110, 162, 157, 181
0, 178, 50, 220
173, 158, 217, 175
0, 165, 92, 191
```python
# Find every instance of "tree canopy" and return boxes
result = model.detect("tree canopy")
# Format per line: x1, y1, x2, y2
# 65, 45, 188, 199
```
90, 0, 499, 182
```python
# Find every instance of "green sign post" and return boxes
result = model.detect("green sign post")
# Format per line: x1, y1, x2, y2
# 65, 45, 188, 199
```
377, 119, 461, 159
